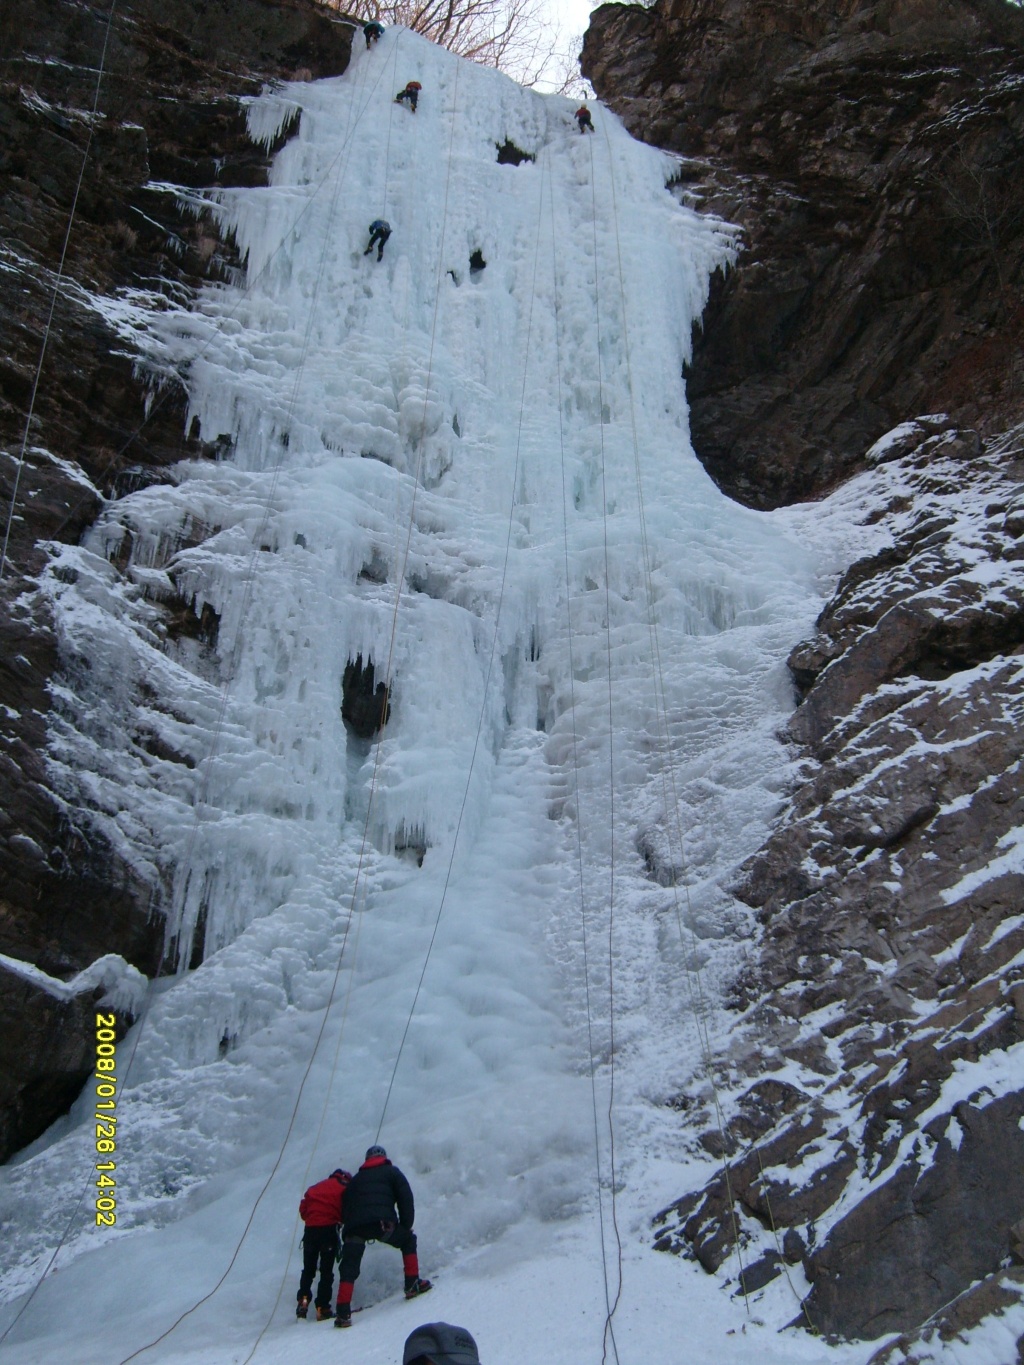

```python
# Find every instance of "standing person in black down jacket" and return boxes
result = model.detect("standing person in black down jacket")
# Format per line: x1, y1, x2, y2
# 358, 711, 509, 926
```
334, 1145, 432, 1327
296, 1168, 351, 1321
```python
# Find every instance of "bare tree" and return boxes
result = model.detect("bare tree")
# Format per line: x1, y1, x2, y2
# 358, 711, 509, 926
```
324, 0, 588, 91
930, 131, 1024, 397
932, 133, 1024, 313
538, 36, 593, 99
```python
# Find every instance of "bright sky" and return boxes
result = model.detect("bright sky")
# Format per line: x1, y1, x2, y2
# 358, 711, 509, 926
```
531, 0, 599, 92
548, 0, 597, 39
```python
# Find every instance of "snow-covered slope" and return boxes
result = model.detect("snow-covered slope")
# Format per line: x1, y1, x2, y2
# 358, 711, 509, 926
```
0, 31, 872, 1364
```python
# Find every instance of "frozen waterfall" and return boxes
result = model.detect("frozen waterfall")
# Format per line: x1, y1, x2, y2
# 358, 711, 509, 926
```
0, 30, 869, 1365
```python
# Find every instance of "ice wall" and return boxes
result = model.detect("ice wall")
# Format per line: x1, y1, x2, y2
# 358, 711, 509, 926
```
0, 30, 833, 1358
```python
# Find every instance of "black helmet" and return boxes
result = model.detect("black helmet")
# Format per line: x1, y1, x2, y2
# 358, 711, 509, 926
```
365, 1144, 387, 1160
332, 1168, 352, 1184
404, 1322, 480, 1364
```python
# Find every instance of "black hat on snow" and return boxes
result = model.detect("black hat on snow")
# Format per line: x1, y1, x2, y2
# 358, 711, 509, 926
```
365, 1144, 387, 1159
403, 1322, 480, 1365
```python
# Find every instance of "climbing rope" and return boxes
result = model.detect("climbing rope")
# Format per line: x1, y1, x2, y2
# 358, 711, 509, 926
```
115, 40, 469, 1363
752, 1138, 818, 1331
171, 25, 383, 954
110, 46, 405, 1365
8, 37, 396, 580
586, 131, 626, 1365
236, 37, 465, 1365
0, 0, 118, 583
0, 6, 125, 1341
597, 118, 754, 1311
0, 39, 399, 1360
374, 70, 547, 1144
381, 28, 402, 218
548, 156, 622, 1365
5, 66, 791, 1361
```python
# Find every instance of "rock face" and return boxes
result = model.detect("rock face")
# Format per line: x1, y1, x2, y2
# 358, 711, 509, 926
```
0, 0, 351, 1161
867, 1267, 1024, 1363
582, 0, 1024, 1343
652, 420, 1024, 1339
0, 973, 109, 1163
4, 0, 1024, 1349
582, 0, 1024, 509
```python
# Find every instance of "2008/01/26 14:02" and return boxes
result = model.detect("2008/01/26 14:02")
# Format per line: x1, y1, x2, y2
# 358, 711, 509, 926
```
95, 1012, 118, 1225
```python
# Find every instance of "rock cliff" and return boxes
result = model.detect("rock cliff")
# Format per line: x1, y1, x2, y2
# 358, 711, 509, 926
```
653, 420, 1024, 1340
583, 0, 1024, 509
584, 0, 1024, 1344
0, 0, 351, 1160
5, 0, 1024, 1348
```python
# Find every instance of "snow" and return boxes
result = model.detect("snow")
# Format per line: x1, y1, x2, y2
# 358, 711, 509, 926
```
941, 824, 1024, 905
1, 30, 883, 1364
875, 1276, 1024, 1365
864, 419, 923, 464
912, 1041, 1024, 1134
0, 952, 147, 1014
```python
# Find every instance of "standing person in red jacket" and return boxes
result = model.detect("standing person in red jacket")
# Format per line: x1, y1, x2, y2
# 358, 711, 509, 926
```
296, 1168, 351, 1321
334, 1145, 431, 1327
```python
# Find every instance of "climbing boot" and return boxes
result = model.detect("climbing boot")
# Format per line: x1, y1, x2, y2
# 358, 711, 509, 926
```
296, 1296, 310, 1319
335, 1305, 352, 1328
404, 1277, 432, 1299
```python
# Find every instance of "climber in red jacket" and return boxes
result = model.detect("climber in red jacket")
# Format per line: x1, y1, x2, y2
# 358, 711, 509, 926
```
296, 1168, 351, 1321
395, 81, 421, 112
575, 105, 594, 134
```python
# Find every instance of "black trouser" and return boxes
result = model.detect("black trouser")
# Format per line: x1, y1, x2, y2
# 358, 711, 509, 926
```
298, 1225, 340, 1308
364, 229, 390, 260
338, 1220, 417, 1284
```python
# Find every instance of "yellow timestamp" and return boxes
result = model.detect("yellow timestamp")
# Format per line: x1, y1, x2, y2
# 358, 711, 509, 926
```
94, 1012, 118, 1226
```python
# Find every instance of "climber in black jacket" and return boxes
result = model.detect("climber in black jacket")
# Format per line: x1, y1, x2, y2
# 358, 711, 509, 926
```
334, 1146, 432, 1327
395, 81, 421, 112
364, 219, 391, 261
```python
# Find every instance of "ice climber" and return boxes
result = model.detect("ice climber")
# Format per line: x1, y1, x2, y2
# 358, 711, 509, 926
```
296, 1167, 352, 1321
404, 1322, 482, 1365
334, 1144, 432, 1328
364, 20, 385, 47
575, 105, 594, 134
395, 81, 421, 112
364, 219, 392, 261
